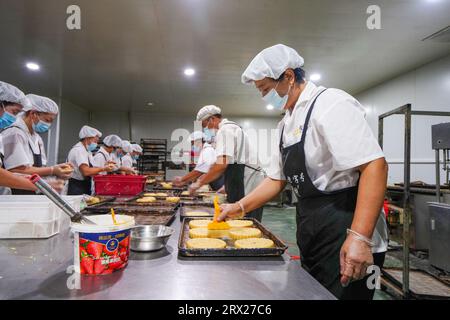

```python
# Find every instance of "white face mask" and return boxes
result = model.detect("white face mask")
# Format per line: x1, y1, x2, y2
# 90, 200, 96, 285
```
262, 81, 291, 110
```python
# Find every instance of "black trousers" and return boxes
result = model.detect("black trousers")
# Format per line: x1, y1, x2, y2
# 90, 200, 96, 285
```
297, 191, 386, 300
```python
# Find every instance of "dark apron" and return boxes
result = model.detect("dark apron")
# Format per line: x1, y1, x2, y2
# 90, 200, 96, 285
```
11, 142, 43, 195
68, 158, 93, 195
222, 122, 264, 222
280, 89, 384, 300
209, 174, 224, 191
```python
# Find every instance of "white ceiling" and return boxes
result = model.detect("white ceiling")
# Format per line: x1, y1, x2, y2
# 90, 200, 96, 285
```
0, 0, 449, 116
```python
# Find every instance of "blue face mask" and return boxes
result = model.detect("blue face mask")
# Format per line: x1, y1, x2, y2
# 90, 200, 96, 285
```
192, 145, 201, 153
262, 81, 291, 110
132, 155, 139, 161
203, 127, 216, 141
33, 120, 52, 133
0, 111, 17, 129
87, 143, 98, 152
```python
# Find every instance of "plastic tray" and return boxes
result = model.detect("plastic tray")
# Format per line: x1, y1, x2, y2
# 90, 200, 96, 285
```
94, 175, 146, 196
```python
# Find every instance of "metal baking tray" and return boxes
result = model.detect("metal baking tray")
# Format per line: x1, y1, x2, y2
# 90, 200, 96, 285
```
178, 218, 288, 257
83, 204, 177, 214
133, 213, 175, 226
179, 205, 215, 220
86, 196, 116, 207
83, 208, 176, 226
180, 200, 214, 207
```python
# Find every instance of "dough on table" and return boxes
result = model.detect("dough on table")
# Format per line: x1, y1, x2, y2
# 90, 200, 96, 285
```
229, 228, 262, 240
234, 238, 274, 249
186, 238, 226, 249
136, 196, 157, 203
189, 219, 212, 229
227, 220, 253, 228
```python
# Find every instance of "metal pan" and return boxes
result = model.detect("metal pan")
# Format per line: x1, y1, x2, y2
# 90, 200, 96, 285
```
178, 218, 288, 257
179, 205, 215, 220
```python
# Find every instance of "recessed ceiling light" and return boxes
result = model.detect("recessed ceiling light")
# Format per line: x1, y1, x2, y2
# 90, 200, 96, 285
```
26, 62, 40, 71
147, 102, 154, 106
266, 104, 274, 110
310, 73, 321, 81
184, 68, 196, 76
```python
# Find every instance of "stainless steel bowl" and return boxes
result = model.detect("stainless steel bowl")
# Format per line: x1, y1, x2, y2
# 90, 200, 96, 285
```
130, 225, 174, 252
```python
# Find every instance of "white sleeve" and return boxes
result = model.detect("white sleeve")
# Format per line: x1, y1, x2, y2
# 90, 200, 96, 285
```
72, 148, 90, 170
316, 95, 385, 171
3, 132, 33, 169
266, 124, 286, 181
194, 147, 216, 173
215, 126, 236, 162
121, 155, 133, 168
92, 153, 106, 168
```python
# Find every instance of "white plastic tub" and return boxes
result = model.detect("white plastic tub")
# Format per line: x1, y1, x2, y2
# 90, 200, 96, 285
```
0, 195, 84, 239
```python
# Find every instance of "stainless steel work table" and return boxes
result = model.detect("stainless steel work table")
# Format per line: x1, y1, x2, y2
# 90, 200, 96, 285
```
0, 213, 335, 300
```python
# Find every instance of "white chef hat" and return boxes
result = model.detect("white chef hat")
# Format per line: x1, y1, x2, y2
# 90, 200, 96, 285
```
79, 125, 102, 139
0, 81, 32, 109
241, 44, 305, 84
25, 94, 59, 114
131, 144, 143, 153
196, 105, 221, 122
103, 134, 122, 148
121, 140, 133, 153
189, 131, 205, 142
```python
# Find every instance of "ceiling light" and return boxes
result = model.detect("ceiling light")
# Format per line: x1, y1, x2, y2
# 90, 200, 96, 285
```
310, 73, 321, 81
26, 62, 40, 71
266, 104, 274, 110
184, 68, 196, 76
147, 102, 154, 106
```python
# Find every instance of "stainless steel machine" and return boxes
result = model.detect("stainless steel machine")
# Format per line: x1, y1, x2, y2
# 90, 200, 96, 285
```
429, 123, 450, 272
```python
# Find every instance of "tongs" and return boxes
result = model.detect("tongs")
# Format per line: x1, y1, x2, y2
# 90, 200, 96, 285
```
29, 174, 96, 225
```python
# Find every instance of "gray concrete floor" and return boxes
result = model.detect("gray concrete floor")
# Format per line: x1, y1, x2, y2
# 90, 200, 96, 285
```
261, 205, 394, 300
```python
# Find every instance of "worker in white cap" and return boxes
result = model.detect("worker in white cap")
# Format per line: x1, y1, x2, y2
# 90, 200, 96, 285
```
219, 44, 388, 300
189, 105, 265, 221
131, 144, 143, 167
0, 81, 38, 193
92, 134, 122, 172
174, 131, 223, 191
67, 125, 114, 195
118, 140, 137, 175
1, 93, 74, 194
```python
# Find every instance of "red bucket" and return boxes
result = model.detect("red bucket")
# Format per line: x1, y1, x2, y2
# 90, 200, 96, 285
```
94, 175, 146, 196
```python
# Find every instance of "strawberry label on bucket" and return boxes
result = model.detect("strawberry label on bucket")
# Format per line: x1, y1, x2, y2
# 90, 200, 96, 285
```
78, 230, 130, 276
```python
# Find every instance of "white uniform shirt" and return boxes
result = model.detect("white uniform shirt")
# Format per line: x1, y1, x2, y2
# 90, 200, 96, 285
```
194, 143, 217, 174
93, 147, 111, 167
67, 142, 94, 181
215, 119, 265, 196
267, 81, 388, 253
1, 117, 47, 170
121, 154, 133, 169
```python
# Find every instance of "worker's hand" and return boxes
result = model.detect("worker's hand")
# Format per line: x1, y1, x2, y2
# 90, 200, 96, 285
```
53, 163, 73, 179
173, 176, 185, 187
339, 233, 374, 287
217, 203, 243, 221
188, 181, 201, 195
48, 179, 65, 193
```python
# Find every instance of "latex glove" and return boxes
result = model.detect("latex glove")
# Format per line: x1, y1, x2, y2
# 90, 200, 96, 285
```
217, 203, 243, 221
173, 176, 184, 187
188, 181, 201, 195
103, 164, 115, 173
52, 163, 74, 179
340, 232, 374, 287
48, 179, 65, 193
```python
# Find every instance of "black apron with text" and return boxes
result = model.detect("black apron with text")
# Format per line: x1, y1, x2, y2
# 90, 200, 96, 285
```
68, 158, 93, 195
280, 89, 384, 300
222, 121, 264, 222
11, 141, 43, 195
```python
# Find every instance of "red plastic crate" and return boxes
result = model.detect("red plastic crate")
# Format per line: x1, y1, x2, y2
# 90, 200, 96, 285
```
93, 175, 146, 196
